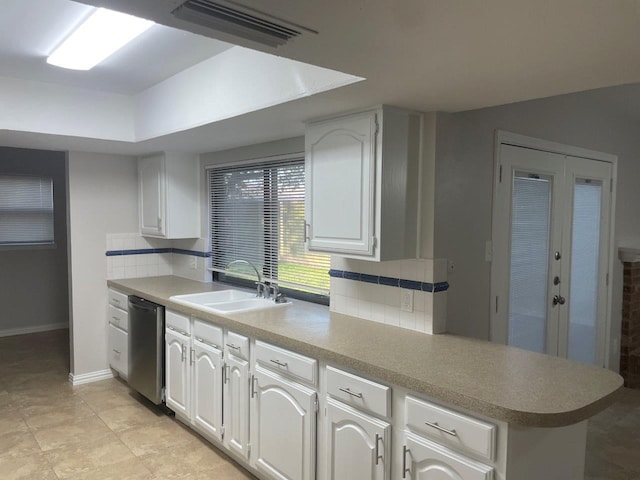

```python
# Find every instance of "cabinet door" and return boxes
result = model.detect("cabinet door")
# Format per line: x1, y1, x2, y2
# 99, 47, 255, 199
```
223, 353, 250, 460
165, 329, 190, 418
108, 323, 128, 378
193, 341, 223, 442
251, 366, 317, 480
327, 399, 390, 480
139, 154, 166, 236
305, 111, 377, 256
402, 433, 493, 480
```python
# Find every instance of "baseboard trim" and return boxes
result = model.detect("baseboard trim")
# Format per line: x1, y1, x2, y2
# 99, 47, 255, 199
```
0, 323, 68, 338
68, 369, 114, 386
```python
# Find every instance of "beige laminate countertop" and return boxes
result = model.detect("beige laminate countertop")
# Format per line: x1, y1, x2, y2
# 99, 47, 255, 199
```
108, 275, 623, 428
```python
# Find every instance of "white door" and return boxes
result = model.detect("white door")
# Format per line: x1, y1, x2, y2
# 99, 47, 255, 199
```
492, 143, 613, 366
223, 353, 250, 460
305, 110, 377, 255
192, 340, 223, 442
402, 433, 493, 480
326, 398, 390, 480
165, 329, 189, 417
251, 366, 317, 480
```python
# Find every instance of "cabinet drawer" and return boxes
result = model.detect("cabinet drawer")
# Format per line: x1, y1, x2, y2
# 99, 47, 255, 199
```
404, 432, 494, 480
225, 331, 249, 360
108, 289, 128, 310
107, 305, 129, 331
166, 310, 190, 336
406, 395, 496, 461
193, 318, 223, 349
326, 366, 390, 418
255, 340, 317, 385
108, 323, 128, 378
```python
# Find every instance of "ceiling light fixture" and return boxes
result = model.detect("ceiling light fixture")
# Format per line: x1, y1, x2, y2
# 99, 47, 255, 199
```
47, 8, 154, 71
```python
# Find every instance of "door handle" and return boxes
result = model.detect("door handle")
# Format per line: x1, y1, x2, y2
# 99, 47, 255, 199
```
552, 295, 566, 306
402, 445, 410, 479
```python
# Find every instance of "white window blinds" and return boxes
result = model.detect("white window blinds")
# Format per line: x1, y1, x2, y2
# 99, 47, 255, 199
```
208, 157, 330, 295
0, 175, 54, 246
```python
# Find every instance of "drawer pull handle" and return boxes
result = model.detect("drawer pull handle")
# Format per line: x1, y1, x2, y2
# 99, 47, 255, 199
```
375, 433, 382, 465
424, 421, 457, 437
338, 387, 363, 399
402, 445, 409, 479
113, 349, 121, 354
226, 343, 240, 351
224, 364, 230, 384
168, 326, 189, 336
251, 374, 257, 398
195, 337, 219, 349
112, 299, 120, 305
270, 359, 288, 368
112, 316, 119, 322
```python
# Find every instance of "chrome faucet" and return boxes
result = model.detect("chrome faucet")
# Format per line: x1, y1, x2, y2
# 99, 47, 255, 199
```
225, 259, 267, 297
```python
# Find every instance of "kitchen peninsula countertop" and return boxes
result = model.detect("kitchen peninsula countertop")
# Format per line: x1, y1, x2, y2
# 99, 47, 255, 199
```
108, 275, 622, 428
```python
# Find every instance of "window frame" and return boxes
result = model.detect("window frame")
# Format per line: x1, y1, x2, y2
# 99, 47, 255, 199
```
206, 154, 330, 305
0, 174, 56, 250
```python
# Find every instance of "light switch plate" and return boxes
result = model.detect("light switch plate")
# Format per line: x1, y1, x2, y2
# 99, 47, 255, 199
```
400, 289, 413, 312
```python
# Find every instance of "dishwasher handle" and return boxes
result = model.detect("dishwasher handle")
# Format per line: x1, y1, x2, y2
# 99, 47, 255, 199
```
128, 296, 159, 313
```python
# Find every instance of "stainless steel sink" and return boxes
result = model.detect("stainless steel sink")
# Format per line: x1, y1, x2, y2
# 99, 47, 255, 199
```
169, 289, 290, 315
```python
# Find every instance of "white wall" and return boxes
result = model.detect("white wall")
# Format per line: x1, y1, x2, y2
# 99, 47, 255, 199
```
0, 77, 134, 142
67, 152, 138, 378
0, 147, 69, 336
434, 91, 640, 370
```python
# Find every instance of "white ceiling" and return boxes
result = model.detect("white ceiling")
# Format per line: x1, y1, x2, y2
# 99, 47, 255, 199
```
3, 0, 640, 155
0, 0, 232, 94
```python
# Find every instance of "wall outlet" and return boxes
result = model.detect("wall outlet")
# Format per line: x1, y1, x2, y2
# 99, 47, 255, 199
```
190, 256, 198, 270
400, 289, 414, 312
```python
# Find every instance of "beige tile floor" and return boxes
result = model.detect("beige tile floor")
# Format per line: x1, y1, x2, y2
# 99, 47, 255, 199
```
0, 329, 254, 480
1, 329, 639, 480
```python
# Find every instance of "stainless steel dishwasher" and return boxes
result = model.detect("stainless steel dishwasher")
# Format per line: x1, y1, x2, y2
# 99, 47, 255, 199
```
128, 296, 165, 404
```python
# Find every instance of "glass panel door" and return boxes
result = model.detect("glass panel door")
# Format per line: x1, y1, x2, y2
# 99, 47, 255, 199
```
508, 173, 553, 353
566, 179, 603, 364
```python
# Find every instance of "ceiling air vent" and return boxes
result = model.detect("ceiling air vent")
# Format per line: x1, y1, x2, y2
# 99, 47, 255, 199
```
172, 0, 314, 47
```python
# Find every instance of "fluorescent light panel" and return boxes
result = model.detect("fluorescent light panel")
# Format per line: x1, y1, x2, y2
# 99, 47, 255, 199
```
47, 8, 154, 71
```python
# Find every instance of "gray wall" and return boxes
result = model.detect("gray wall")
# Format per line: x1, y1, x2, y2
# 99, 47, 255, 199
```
67, 151, 138, 378
434, 90, 640, 370
0, 147, 69, 334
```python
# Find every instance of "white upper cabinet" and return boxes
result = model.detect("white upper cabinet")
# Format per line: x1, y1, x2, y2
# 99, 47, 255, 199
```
305, 106, 422, 261
138, 152, 200, 239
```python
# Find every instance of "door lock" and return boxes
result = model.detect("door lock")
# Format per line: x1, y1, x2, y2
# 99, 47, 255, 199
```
554, 251, 562, 260
552, 295, 566, 306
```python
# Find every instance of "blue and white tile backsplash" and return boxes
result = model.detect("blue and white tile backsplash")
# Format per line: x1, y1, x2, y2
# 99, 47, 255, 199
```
105, 234, 210, 282
106, 234, 449, 335
329, 256, 448, 335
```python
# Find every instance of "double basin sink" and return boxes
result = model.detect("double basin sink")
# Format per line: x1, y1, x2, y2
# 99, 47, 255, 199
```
169, 289, 290, 315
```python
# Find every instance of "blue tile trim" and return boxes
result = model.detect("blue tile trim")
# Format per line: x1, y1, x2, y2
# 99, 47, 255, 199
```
172, 248, 210, 258
105, 248, 210, 257
328, 269, 345, 278
399, 279, 422, 291
327, 268, 449, 293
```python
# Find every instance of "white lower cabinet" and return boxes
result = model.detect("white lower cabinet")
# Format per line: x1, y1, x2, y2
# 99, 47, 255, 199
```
326, 398, 390, 480
165, 327, 190, 418
108, 323, 128, 378
223, 350, 250, 460
251, 365, 317, 480
402, 433, 494, 480
107, 289, 129, 378
193, 339, 224, 442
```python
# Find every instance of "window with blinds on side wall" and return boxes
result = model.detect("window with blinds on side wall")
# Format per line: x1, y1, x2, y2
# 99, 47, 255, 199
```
208, 156, 330, 303
0, 175, 54, 246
